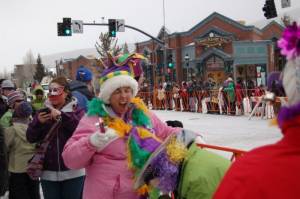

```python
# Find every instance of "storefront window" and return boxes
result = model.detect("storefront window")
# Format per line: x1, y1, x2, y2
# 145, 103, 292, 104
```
206, 55, 224, 69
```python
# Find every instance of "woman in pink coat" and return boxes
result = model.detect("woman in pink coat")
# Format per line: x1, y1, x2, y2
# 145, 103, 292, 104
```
62, 54, 180, 199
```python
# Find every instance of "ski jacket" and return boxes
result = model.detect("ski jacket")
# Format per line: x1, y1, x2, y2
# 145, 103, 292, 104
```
69, 80, 94, 100
26, 98, 85, 181
62, 109, 180, 199
4, 121, 36, 173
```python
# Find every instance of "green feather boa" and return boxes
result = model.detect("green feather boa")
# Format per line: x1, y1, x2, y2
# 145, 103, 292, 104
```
87, 98, 109, 117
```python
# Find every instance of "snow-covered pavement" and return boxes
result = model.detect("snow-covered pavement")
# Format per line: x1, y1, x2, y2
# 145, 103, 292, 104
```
154, 110, 282, 152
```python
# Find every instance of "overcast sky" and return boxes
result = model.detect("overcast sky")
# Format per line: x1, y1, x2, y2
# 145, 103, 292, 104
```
1, 0, 299, 73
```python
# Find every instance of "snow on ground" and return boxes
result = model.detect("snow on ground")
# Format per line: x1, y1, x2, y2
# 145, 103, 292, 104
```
154, 110, 282, 152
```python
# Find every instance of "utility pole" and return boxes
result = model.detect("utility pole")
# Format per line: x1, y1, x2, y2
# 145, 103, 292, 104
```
162, 0, 167, 82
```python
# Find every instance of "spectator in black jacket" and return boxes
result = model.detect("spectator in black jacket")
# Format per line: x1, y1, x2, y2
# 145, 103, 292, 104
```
0, 124, 8, 197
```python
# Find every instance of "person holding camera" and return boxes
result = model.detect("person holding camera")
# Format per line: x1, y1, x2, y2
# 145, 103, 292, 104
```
26, 77, 85, 199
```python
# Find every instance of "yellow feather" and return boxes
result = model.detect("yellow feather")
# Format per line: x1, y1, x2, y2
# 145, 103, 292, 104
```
137, 184, 149, 195
131, 98, 149, 114
166, 137, 188, 164
269, 117, 278, 126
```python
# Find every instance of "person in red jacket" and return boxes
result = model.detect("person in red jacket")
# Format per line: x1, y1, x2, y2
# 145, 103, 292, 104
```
214, 22, 300, 199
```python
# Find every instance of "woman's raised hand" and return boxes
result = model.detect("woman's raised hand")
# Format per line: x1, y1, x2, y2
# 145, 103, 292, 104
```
89, 127, 118, 151
37, 112, 52, 123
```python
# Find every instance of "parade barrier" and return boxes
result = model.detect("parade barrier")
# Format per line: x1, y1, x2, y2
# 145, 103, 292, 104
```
248, 96, 288, 120
196, 143, 246, 161
138, 89, 287, 118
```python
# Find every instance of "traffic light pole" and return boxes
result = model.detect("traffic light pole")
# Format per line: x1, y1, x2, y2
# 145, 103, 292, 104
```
83, 22, 166, 84
61, 20, 167, 86
82, 23, 165, 46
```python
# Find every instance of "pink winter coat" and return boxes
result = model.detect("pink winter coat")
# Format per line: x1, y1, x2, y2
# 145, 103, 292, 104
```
62, 111, 180, 199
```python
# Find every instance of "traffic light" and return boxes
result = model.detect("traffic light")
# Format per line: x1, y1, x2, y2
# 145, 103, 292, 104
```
262, 0, 277, 19
108, 19, 116, 37
57, 18, 72, 36
62, 18, 72, 36
167, 54, 174, 68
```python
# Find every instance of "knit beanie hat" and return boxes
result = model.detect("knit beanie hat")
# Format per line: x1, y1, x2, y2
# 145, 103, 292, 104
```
13, 101, 32, 118
7, 91, 24, 108
1, 80, 15, 89
277, 22, 300, 106
98, 53, 146, 104
76, 65, 92, 82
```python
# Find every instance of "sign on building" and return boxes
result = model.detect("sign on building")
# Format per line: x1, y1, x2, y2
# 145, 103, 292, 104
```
72, 20, 83, 33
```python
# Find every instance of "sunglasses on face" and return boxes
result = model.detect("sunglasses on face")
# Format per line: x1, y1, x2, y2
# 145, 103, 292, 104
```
48, 87, 64, 96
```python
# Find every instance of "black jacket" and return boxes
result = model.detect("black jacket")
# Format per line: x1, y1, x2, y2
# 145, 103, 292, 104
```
0, 124, 8, 196
0, 97, 8, 118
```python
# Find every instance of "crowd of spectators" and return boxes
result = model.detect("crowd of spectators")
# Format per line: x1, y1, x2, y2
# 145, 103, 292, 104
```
138, 77, 286, 117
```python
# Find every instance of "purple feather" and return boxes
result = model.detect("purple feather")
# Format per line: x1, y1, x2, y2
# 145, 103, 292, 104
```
150, 151, 180, 192
277, 102, 300, 128
277, 22, 300, 59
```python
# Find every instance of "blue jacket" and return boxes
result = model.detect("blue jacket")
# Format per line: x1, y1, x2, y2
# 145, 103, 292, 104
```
69, 80, 94, 100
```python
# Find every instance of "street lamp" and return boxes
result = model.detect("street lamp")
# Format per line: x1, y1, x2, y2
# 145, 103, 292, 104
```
185, 54, 190, 81
59, 64, 63, 76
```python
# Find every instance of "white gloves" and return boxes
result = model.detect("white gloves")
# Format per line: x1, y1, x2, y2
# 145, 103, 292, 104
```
176, 129, 206, 146
89, 127, 118, 151
195, 136, 206, 144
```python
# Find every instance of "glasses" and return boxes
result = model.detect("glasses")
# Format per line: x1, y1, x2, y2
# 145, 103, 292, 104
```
48, 86, 64, 96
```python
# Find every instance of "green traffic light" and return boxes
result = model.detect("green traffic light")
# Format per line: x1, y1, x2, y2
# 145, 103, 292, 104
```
168, 63, 174, 68
65, 29, 71, 35
112, 31, 116, 36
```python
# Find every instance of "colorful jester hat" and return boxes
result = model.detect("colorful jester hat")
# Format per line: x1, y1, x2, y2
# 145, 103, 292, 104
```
115, 53, 147, 79
98, 52, 147, 104
277, 21, 300, 107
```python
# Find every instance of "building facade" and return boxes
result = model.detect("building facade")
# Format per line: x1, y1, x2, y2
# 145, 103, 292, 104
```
135, 12, 285, 89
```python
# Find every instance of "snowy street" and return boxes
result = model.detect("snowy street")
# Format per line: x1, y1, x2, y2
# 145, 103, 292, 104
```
154, 110, 282, 152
